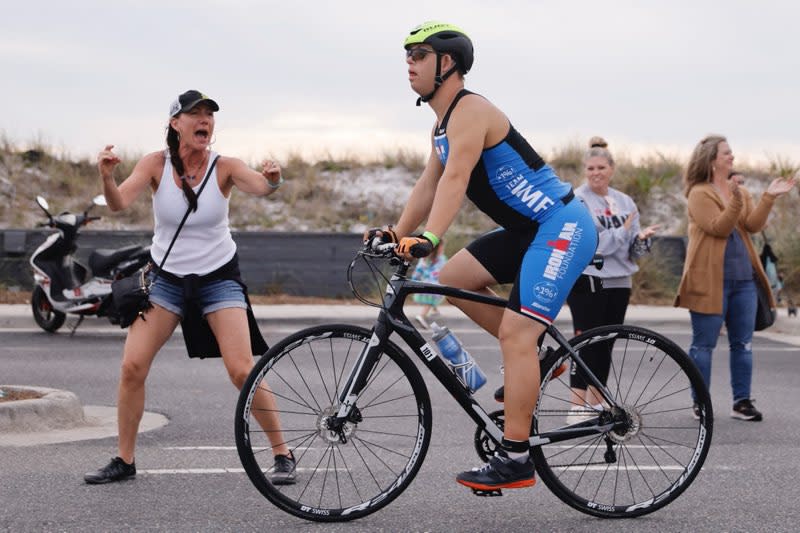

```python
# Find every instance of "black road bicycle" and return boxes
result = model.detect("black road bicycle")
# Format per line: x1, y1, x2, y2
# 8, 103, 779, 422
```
235, 243, 713, 522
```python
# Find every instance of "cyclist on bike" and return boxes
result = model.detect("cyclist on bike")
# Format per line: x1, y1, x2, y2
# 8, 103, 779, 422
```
367, 21, 598, 492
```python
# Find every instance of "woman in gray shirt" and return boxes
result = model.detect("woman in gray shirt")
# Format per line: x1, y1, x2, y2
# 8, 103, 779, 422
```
566, 137, 659, 423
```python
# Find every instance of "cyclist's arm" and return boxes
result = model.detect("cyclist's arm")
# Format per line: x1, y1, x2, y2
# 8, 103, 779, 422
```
107, 152, 161, 212
420, 99, 487, 239
394, 132, 444, 237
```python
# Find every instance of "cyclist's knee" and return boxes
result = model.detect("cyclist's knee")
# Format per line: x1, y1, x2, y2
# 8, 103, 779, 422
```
498, 318, 543, 354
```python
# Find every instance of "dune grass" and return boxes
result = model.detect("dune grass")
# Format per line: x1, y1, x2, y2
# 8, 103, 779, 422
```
1, 136, 796, 303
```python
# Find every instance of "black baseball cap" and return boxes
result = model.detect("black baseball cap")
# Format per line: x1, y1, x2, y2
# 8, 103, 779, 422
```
168, 90, 220, 117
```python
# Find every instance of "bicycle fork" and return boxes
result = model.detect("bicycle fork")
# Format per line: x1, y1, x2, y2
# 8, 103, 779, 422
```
328, 319, 391, 444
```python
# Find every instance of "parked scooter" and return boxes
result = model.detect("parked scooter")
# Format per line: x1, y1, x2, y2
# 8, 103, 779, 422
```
30, 195, 151, 333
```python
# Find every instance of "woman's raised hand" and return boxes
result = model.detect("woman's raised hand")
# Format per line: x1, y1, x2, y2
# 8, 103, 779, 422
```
261, 159, 282, 186
766, 176, 797, 197
638, 224, 661, 240
97, 144, 121, 180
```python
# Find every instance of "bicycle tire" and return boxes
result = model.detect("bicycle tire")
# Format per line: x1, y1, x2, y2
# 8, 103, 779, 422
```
532, 324, 713, 518
235, 324, 432, 522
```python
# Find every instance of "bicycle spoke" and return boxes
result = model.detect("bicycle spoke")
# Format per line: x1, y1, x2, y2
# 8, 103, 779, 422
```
287, 348, 325, 413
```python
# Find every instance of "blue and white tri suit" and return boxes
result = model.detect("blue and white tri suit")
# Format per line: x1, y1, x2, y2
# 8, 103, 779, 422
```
435, 90, 597, 324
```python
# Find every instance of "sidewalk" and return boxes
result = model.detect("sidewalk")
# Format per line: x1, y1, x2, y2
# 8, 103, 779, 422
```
2, 303, 799, 345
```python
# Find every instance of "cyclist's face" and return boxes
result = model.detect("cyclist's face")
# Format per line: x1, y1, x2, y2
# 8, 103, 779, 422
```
170, 103, 215, 150
406, 46, 437, 93
584, 156, 614, 195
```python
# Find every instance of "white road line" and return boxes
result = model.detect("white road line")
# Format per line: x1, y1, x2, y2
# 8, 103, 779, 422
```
139, 464, 735, 475
140, 467, 342, 475
162, 444, 689, 451
164, 446, 238, 450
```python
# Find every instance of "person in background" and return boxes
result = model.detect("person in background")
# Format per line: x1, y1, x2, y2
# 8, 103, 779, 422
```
675, 134, 796, 421
411, 239, 448, 329
85, 90, 296, 485
565, 137, 659, 423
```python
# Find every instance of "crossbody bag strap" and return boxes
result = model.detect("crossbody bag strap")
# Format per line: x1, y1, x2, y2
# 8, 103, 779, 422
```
151, 154, 221, 283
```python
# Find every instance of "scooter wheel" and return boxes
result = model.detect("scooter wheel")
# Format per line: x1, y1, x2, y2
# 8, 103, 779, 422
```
31, 286, 66, 332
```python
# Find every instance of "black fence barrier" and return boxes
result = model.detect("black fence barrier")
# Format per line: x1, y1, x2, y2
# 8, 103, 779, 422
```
1, 230, 687, 297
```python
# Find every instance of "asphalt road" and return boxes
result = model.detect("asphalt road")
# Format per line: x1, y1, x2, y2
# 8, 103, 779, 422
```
1, 313, 799, 533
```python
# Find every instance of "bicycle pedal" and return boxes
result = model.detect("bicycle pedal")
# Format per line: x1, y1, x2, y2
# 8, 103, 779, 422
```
471, 488, 503, 497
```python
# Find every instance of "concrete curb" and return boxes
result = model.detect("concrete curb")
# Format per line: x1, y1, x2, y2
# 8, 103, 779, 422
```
0, 385, 170, 447
0, 385, 85, 432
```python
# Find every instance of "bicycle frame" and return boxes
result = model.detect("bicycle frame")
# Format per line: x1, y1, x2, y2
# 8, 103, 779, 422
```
335, 254, 620, 450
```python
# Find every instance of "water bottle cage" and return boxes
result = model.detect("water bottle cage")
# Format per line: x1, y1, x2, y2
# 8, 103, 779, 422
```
451, 359, 477, 372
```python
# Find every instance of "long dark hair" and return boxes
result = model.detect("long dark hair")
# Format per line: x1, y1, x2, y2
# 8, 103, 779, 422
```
166, 125, 185, 177
166, 124, 198, 210
684, 134, 726, 197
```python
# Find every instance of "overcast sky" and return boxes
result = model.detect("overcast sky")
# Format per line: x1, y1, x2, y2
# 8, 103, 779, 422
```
2, 1, 799, 167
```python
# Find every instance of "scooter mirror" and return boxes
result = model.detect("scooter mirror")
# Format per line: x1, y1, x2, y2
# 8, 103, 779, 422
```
92, 195, 108, 207
36, 195, 50, 211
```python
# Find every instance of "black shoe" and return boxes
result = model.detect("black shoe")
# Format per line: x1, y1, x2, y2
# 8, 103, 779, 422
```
731, 399, 763, 421
456, 451, 536, 490
270, 452, 297, 485
692, 403, 701, 420
84, 457, 136, 484
493, 385, 505, 403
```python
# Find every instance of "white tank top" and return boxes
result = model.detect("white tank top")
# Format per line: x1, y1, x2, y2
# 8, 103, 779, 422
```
150, 151, 236, 276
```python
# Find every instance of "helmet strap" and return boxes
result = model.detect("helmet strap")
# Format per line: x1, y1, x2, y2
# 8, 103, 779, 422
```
416, 54, 459, 106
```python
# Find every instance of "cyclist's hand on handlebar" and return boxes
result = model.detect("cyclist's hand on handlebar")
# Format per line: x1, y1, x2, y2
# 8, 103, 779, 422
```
363, 226, 398, 247
396, 235, 433, 259
97, 144, 121, 180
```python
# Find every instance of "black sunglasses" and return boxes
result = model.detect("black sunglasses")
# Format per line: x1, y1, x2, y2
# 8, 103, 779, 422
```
406, 47, 437, 62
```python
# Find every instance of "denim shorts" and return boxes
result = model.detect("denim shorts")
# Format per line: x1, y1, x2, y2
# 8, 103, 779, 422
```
147, 273, 247, 318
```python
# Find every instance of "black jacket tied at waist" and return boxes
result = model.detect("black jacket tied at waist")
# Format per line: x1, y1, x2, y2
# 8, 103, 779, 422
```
153, 254, 268, 359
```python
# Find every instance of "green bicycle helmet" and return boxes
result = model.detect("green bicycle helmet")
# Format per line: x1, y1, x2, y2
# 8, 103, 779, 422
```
404, 21, 474, 105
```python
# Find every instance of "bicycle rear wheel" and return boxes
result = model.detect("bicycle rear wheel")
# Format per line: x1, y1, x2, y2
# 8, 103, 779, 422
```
532, 325, 712, 518
235, 324, 432, 522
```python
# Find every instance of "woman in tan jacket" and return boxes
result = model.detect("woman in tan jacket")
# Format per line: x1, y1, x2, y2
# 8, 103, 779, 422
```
675, 135, 795, 422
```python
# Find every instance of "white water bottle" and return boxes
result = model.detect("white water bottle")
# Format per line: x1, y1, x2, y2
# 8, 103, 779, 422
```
430, 322, 487, 393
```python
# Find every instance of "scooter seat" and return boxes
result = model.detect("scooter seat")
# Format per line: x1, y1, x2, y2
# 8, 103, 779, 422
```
89, 245, 149, 276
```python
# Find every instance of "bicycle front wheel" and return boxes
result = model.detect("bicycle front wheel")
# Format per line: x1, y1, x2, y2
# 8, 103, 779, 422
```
235, 324, 432, 522
532, 325, 713, 518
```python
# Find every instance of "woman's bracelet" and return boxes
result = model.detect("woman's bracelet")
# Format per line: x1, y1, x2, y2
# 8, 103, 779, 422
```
267, 175, 284, 189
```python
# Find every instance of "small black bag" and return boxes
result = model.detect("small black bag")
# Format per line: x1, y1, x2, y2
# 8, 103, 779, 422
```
570, 274, 604, 294
110, 154, 220, 328
754, 278, 776, 331
111, 266, 153, 328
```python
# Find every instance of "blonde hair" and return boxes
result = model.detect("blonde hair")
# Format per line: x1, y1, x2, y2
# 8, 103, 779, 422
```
685, 134, 727, 196
585, 136, 615, 167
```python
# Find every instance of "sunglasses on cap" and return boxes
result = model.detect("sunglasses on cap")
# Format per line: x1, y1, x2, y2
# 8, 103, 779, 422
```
406, 47, 437, 62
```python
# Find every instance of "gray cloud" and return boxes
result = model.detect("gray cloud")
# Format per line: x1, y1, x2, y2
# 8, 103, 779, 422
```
1, 0, 798, 165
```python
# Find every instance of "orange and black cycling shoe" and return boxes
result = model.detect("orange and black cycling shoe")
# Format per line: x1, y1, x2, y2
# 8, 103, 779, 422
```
456, 451, 536, 491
